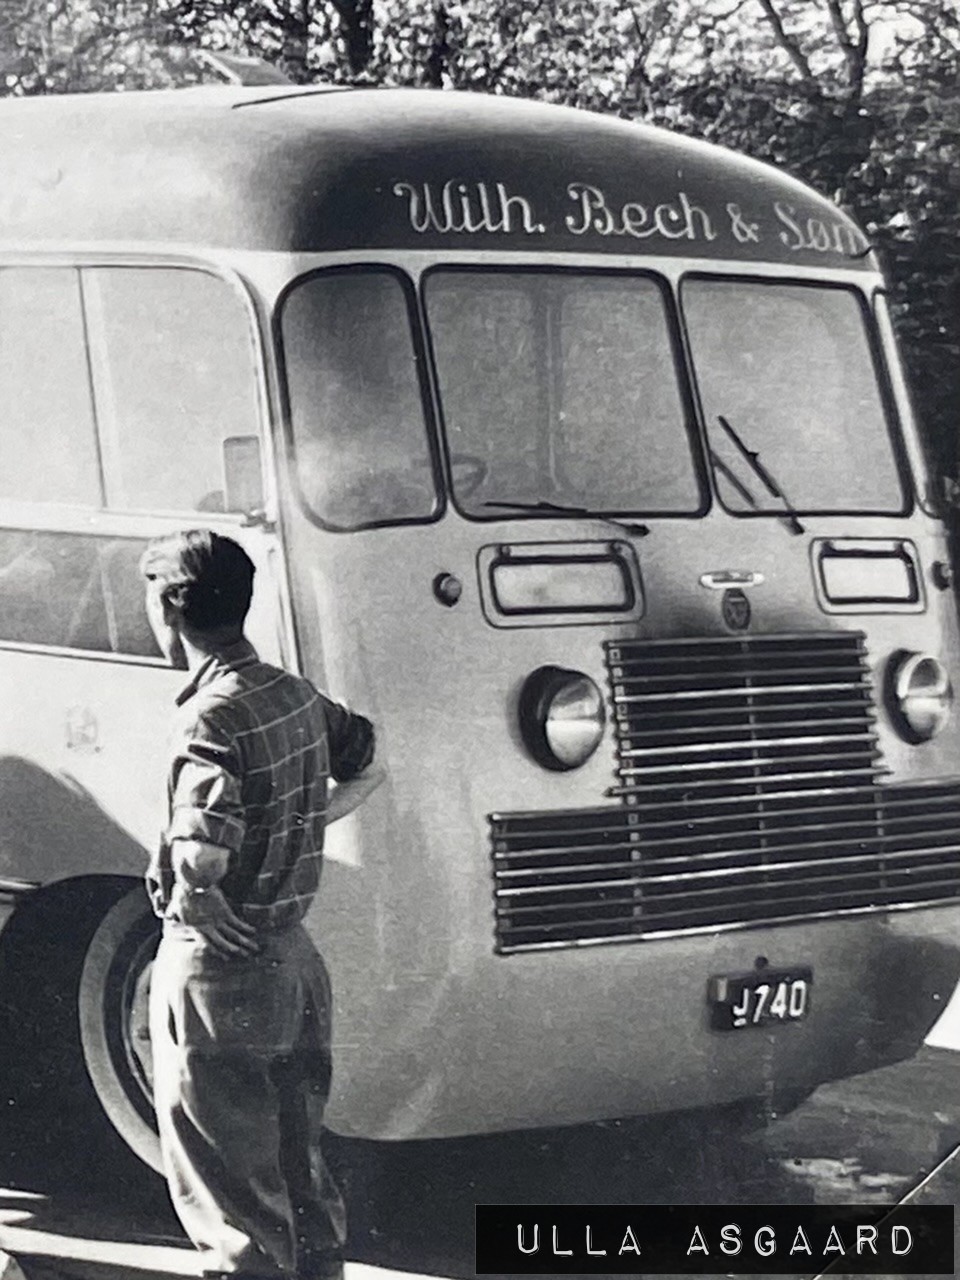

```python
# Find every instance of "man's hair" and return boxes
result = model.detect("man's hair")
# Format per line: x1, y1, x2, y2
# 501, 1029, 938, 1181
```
140, 530, 255, 635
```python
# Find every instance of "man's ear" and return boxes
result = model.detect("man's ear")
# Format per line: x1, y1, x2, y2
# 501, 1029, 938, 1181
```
160, 583, 188, 627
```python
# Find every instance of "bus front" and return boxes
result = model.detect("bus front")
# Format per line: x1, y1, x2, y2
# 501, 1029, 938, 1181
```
210, 89, 960, 1141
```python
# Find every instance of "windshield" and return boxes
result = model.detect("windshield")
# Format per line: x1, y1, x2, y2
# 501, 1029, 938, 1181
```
423, 269, 703, 517
683, 279, 905, 514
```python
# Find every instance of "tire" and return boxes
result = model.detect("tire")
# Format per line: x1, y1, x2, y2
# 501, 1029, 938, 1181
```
78, 886, 163, 1172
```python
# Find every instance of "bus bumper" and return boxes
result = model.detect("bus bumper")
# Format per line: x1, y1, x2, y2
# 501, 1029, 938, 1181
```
322, 903, 960, 1140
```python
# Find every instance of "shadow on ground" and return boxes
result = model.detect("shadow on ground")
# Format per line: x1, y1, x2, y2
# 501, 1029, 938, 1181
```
2, 1049, 960, 1279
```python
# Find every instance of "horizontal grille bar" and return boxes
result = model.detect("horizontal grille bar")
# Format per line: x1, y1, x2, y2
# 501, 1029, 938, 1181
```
620, 716, 877, 745
610, 768, 887, 798
496, 844, 960, 895
606, 780, 886, 810
612, 681, 868, 704
617, 750, 880, 777
609, 629, 870, 650
621, 730, 876, 758
494, 832, 960, 877
500, 900, 960, 952
617, 698, 874, 726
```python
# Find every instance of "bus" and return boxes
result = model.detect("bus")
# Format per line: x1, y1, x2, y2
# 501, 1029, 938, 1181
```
0, 84, 958, 1174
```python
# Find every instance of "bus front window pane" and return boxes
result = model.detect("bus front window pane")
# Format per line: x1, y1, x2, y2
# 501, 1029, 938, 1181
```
684, 280, 904, 513
0, 269, 100, 506
85, 268, 262, 514
424, 271, 699, 516
282, 271, 435, 529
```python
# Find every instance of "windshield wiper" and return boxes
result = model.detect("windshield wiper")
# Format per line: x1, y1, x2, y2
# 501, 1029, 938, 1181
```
715, 415, 805, 536
483, 499, 650, 538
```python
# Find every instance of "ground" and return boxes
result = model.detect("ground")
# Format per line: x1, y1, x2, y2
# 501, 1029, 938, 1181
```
2, 1014, 960, 1280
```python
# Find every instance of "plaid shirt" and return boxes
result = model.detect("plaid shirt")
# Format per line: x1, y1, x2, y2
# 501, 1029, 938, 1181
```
147, 639, 374, 934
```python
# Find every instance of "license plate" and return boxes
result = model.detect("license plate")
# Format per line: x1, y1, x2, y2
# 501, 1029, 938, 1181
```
708, 967, 813, 1031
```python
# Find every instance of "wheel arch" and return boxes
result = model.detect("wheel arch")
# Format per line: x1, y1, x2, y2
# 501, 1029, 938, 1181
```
0, 874, 162, 1173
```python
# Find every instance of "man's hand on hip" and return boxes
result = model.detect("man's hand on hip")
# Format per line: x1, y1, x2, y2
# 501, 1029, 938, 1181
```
167, 882, 259, 957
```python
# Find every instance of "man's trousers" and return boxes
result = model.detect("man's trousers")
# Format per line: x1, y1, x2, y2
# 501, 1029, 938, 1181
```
149, 923, 347, 1278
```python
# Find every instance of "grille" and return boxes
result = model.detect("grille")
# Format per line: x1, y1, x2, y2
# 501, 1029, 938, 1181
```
491, 632, 960, 953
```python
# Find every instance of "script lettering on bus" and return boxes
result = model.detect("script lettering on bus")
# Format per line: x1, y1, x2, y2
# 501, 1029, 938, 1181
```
392, 180, 546, 235
564, 182, 717, 242
774, 200, 869, 256
390, 180, 867, 259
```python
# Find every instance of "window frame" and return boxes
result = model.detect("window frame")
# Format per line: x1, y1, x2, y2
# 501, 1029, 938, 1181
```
275, 263, 446, 534
679, 271, 914, 520
873, 288, 939, 519
420, 263, 709, 524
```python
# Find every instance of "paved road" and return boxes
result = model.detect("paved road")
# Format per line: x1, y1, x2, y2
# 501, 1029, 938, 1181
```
1, 1046, 959, 1280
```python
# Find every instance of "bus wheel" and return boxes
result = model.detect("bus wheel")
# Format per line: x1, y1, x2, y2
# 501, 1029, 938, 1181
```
78, 887, 163, 1173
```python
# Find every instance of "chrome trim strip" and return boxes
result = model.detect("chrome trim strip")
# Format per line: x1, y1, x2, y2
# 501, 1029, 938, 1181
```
620, 731, 875, 758
609, 777, 885, 801
505, 875, 960, 922
495, 845, 960, 896
699, 570, 765, 589
488, 784, 897, 825
494, 822, 960, 869
611, 663, 866, 684
621, 716, 877, 741
605, 630, 866, 646
614, 697, 874, 720
613, 680, 867, 703
612, 768, 885, 795
617, 750, 879, 777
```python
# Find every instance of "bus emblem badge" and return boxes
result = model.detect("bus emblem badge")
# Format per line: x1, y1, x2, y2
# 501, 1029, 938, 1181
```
722, 589, 751, 631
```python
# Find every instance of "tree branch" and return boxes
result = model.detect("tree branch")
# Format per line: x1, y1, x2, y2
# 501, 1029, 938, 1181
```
824, 0, 868, 99
328, 0, 374, 73
754, 0, 815, 84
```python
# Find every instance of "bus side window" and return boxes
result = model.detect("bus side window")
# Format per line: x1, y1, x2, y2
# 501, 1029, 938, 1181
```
0, 268, 101, 506
81, 267, 262, 515
0, 530, 160, 658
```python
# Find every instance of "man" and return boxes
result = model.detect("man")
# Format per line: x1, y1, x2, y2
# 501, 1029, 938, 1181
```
141, 529, 382, 1280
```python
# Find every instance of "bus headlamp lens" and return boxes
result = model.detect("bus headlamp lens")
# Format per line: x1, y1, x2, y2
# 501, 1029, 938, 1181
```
519, 666, 606, 771
888, 651, 953, 743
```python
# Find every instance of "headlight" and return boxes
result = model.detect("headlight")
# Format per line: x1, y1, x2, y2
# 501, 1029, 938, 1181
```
887, 650, 954, 743
518, 666, 606, 771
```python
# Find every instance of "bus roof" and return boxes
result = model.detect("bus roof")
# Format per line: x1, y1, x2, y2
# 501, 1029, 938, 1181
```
0, 86, 873, 269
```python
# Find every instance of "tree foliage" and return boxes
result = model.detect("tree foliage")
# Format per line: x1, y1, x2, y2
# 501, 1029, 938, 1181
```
2, 0, 957, 475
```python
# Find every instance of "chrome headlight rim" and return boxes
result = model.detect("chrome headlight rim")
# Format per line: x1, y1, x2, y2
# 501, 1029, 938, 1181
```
887, 649, 954, 744
518, 665, 607, 772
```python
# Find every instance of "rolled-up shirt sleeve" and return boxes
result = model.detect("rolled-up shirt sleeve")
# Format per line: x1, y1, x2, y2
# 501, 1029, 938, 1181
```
165, 710, 246, 854
323, 697, 375, 783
